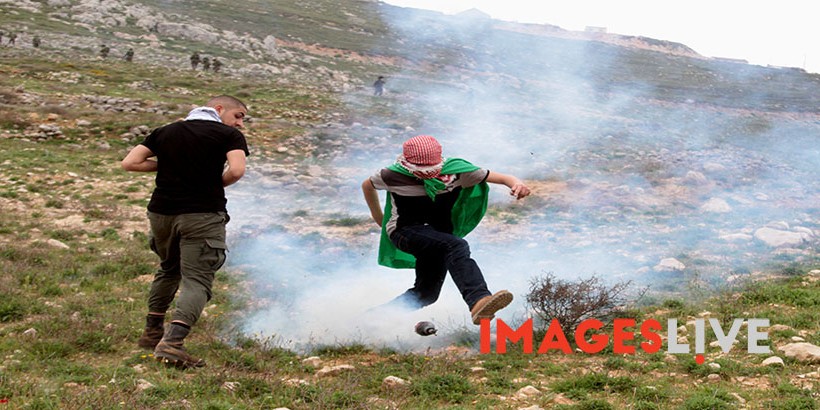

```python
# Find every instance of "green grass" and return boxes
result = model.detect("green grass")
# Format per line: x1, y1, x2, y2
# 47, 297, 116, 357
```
0, 135, 817, 409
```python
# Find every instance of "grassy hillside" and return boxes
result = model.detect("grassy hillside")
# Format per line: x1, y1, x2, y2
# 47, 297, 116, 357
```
0, 0, 818, 408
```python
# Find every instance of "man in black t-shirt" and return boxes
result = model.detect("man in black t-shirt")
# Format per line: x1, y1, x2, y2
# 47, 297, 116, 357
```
122, 95, 249, 369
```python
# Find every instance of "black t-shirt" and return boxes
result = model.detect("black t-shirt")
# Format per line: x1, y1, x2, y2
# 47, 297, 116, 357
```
141, 119, 249, 215
370, 168, 489, 235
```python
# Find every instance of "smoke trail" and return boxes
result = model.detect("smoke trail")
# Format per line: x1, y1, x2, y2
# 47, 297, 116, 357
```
227, 7, 819, 352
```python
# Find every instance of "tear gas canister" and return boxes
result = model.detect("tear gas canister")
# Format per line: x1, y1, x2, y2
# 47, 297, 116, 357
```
414, 321, 437, 336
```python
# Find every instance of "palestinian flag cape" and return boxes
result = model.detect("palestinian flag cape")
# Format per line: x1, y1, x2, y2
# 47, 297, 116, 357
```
378, 158, 489, 268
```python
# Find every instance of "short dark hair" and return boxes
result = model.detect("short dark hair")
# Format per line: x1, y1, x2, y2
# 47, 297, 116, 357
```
206, 95, 247, 111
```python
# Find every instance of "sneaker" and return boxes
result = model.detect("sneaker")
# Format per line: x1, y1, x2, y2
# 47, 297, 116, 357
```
137, 326, 164, 350
154, 341, 206, 369
470, 290, 513, 325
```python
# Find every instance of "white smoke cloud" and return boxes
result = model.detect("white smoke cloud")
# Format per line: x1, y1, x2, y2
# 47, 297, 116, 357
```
226, 7, 819, 352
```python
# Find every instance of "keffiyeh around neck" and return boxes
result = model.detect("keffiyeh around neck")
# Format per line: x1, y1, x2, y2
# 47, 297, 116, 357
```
397, 154, 444, 180
184, 106, 222, 123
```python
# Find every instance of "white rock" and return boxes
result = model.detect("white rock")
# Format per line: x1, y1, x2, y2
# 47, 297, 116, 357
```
47, 239, 71, 249
301, 356, 321, 368
654, 258, 686, 272
515, 385, 541, 399
761, 356, 784, 366
719, 233, 753, 242
683, 171, 708, 185
754, 227, 807, 247
382, 376, 408, 388
136, 379, 154, 391
778, 343, 820, 364
700, 198, 731, 213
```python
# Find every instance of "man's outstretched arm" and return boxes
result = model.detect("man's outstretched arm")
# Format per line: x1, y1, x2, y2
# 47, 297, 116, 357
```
486, 171, 531, 199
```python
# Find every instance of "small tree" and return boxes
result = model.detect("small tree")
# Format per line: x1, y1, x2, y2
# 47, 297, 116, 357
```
525, 272, 638, 331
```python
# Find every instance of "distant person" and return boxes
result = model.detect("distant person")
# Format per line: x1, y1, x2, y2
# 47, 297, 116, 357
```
202, 56, 210, 71
0, 31, 4, 44
121, 95, 250, 369
212, 58, 222, 73
361, 135, 531, 324
32, 35, 40, 48
373, 76, 385, 96
100, 44, 110, 58
190, 51, 201, 69
124, 48, 134, 62
7, 32, 16, 46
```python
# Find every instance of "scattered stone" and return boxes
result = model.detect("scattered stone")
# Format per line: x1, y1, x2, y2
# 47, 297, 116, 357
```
769, 324, 794, 332
25, 124, 65, 140
778, 343, 820, 364
683, 171, 708, 185
135, 379, 154, 391
552, 393, 574, 405
754, 227, 808, 247
729, 392, 747, 404
381, 376, 408, 389
761, 356, 785, 367
654, 257, 686, 272
46, 238, 70, 249
316, 364, 355, 377
719, 233, 753, 242
700, 198, 731, 213
514, 385, 542, 399
302, 356, 322, 368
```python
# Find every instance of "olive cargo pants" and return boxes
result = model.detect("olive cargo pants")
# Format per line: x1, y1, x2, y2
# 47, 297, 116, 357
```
147, 211, 229, 326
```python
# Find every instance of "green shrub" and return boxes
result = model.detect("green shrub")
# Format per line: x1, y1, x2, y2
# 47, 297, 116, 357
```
0, 297, 26, 322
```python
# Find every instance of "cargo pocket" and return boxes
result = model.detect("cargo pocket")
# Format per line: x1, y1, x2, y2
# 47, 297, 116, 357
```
149, 236, 158, 255
203, 239, 228, 271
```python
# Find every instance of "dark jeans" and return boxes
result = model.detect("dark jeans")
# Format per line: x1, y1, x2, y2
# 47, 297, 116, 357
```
147, 211, 229, 326
388, 224, 491, 310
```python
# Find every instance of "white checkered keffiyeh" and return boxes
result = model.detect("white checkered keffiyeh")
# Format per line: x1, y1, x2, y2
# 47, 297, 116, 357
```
397, 154, 444, 180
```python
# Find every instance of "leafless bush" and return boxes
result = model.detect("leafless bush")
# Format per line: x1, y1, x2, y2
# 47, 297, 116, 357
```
525, 272, 640, 331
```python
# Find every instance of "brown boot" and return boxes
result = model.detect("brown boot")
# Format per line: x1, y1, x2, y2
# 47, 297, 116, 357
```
137, 314, 165, 350
470, 290, 513, 325
137, 326, 164, 350
154, 323, 206, 369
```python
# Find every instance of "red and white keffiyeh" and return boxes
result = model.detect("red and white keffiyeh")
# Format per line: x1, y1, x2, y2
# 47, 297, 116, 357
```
397, 135, 447, 180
